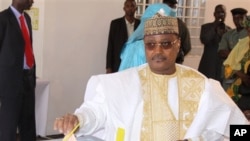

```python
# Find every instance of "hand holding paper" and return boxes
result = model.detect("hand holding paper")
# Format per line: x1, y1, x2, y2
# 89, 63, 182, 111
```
62, 123, 80, 141
53, 114, 79, 137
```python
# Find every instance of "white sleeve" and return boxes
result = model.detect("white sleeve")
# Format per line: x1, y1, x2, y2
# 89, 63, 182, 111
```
184, 79, 248, 140
73, 76, 107, 137
187, 130, 227, 141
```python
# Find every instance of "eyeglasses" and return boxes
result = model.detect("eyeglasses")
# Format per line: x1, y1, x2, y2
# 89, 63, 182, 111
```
145, 39, 179, 50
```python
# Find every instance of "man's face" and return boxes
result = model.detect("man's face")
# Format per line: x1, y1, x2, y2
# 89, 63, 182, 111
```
214, 6, 226, 22
17, 0, 33, 11
144, 34, 180, 75
233, 14, 245, 29
123, 0, 137, 17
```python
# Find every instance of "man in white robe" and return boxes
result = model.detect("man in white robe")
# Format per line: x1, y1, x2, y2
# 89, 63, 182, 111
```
54, 9, 249, 141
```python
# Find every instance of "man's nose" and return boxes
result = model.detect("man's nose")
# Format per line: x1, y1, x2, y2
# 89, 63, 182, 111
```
154, 44, 164, 53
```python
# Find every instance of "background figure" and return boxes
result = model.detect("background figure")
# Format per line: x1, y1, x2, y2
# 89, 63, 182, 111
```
163, 0, 191, 64
0, 0, 36, 141
198, 4, 231, 82
218, 7, 248, 90
223, 15, 250, 120
118, 3, 176, 71
54, 10, 248, 141
106, 0, 140, 73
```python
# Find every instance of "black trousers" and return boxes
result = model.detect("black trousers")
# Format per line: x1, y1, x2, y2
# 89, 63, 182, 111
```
0, 69, 36, 141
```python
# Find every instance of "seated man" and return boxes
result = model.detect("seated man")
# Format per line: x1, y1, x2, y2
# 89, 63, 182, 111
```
54, 6, 248, 141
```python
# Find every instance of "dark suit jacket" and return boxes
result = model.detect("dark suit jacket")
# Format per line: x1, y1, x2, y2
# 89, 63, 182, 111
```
198, 22, 231, 81
0, 7, 36, 98
106, 17, 140, 72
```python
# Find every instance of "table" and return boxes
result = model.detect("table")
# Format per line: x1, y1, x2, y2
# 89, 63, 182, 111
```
48, 136, 103, 141
36, 79, 50, 136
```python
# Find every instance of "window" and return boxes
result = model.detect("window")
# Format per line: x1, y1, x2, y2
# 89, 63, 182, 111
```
136, 0, 162, 18
177, 0, 205, 55
135, 0, 206, 56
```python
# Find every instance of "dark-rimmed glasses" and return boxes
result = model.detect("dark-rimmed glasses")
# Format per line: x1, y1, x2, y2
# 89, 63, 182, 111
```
145, 39, 179, 50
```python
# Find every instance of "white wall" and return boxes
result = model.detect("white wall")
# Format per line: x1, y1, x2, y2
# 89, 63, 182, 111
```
43, 0, 125, 135
1, 0, 250, 136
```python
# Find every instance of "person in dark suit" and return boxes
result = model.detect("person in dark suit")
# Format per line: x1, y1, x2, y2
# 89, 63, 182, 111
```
198, 4, 231, 82
106, 0, 140, 73
0, 0, 36, 141
163, 0, 191, 64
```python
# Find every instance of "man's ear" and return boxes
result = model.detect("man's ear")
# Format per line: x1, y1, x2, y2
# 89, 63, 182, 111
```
176, 39, 181, 52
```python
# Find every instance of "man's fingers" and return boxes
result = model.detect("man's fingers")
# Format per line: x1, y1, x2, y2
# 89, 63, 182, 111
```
64, 114, 79, 134
54, 114, 79, 135
54, 117, 66, 133
63, 114, 71, 134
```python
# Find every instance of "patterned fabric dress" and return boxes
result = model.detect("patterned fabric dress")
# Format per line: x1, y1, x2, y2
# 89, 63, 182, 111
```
223, 36, 250, 110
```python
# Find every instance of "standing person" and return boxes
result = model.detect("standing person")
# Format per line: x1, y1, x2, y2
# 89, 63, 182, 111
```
218, 7, 248, 90
218, 8, 248, 58
54, 10, 248, 141
223, 15, 250, 120
0, 0, 36, 141
106, 0, 140, 73
198, 4, 231, 82
163, 0, 191, 64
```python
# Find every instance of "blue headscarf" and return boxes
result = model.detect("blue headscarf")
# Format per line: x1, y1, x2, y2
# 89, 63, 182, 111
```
119, 3, 176, 71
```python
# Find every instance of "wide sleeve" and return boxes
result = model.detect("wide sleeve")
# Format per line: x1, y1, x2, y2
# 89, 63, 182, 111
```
184, 79, 249, 140
74, 76, 107, 137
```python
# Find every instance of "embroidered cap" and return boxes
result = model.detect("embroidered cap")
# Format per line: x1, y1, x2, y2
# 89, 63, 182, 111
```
144, 13, 178, 36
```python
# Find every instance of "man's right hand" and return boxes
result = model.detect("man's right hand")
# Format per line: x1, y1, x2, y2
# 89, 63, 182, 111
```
53, 113, 79, 135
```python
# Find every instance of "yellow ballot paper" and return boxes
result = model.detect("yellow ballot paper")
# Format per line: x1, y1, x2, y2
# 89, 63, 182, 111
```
116, 128, 125, 141
62, 123, 80, 141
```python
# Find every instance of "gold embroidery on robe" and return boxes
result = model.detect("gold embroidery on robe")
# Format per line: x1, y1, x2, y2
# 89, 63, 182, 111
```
139, 65, 205, 141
